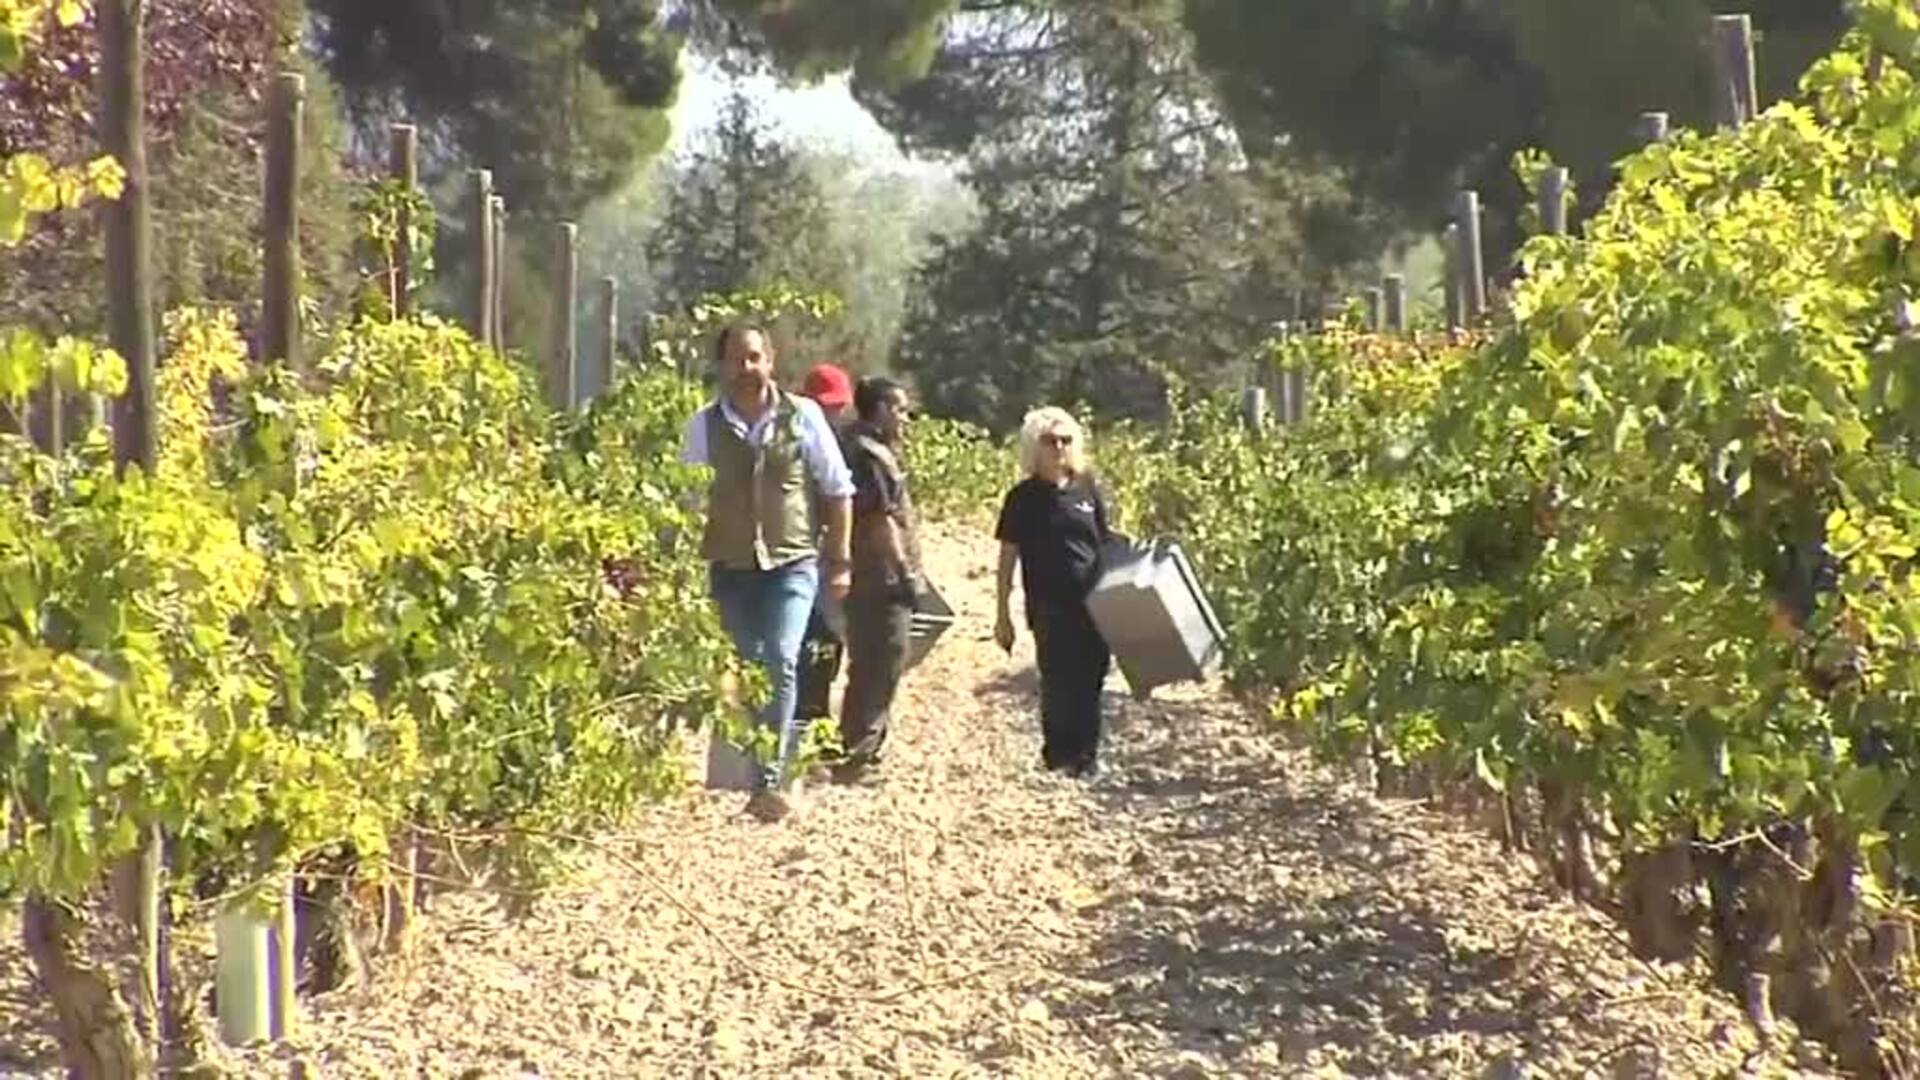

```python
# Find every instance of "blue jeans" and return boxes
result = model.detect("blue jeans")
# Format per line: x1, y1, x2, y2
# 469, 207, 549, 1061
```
709, 557, 820, 788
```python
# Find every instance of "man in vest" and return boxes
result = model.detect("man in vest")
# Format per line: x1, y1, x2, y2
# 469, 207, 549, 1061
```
681, 325, 854, 822
834, 376, 923, 783
793, 363, 856, 736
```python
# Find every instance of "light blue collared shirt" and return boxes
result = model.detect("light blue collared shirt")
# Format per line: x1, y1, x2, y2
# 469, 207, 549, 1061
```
681, 391, 855, 500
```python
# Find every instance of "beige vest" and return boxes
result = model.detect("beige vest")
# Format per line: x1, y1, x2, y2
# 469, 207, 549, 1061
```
700, 393, 817, 570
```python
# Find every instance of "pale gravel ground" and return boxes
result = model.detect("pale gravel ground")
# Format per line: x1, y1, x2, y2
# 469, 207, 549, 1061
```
3, 523, 1834, 1078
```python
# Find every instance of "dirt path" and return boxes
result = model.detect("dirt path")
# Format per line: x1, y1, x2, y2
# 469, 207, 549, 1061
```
5, 524, 1829, 1078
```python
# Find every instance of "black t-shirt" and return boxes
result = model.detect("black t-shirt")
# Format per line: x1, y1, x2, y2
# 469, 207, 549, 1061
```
845, 426, 922, 596
994, 473, 1111, 618
847, 430, 904, 519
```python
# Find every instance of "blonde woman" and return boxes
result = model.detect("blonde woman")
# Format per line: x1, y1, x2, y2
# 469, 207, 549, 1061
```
993, 406, 1115, 778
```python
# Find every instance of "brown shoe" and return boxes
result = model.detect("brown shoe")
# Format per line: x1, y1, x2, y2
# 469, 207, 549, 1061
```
746, 789, 792, 823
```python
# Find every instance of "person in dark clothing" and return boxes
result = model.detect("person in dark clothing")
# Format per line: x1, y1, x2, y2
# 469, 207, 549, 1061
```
836, 377, 922, 782
794, 363, 856, 733
993, 406, 1114, 778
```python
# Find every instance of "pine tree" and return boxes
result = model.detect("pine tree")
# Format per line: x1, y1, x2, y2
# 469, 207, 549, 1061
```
879, 0, 1366, 431
648, 89, 839, 309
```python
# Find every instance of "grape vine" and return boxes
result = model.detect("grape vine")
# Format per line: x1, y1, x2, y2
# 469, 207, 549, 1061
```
906, 5, 1920, 1061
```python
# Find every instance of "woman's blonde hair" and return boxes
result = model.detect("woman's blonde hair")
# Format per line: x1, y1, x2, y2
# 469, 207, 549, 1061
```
1018, 406, 1089, 478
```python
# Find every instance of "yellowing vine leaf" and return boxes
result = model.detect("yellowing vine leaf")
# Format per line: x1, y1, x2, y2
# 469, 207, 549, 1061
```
1, 153, 127, 246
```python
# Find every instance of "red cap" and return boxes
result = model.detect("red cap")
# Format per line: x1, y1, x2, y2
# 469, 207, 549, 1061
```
800, 363, 853, 409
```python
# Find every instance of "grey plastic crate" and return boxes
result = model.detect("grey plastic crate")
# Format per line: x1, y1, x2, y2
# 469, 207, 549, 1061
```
1085, 538, 1226, 698
822, 579, 952, 674
826, 580, 953, 672
907, 579, 955, 672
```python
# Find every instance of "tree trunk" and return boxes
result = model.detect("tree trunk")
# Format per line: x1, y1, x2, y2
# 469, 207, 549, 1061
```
1507, 783, 1540, 854
1364, 721, 1398, 796
21, 896, 153, 1078
382, 825, 420, 954
1749, 823, 1806, 1029
304, 867, 371, 994
1622, 841, 1697, 961
1478, 782, 1517, 851
1540, 778, 1601, 901
107, 825, 162, 1046
1803, 821, 1873, 1058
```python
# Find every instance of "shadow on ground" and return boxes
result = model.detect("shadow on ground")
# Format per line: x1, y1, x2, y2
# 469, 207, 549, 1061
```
974, 666, 1774, 1075
1077, 719, 1589, 1071
0, 934, 56, 1072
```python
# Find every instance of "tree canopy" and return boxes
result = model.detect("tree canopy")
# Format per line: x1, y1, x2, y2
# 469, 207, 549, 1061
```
684, 0, 1852, 253
867, 0, 1371, 430
1182, 0, 1848, 240
308, 0, 681, 218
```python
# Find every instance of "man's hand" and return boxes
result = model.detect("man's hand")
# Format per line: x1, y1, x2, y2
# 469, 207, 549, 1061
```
891, 568, 924, 606
994, 608, 1016, 654
826, 560, 853, 602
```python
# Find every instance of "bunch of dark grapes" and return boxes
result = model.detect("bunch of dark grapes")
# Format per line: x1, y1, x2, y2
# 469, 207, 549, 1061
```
600, 555, 644, 600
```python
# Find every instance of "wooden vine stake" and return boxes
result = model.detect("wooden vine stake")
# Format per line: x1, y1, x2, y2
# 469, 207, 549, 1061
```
496, 205, 510, 353
102, 0, 154, 469
215, 69, 308, 1053
99, 1, 164, 1066
1239, 386, 1268, 435
30, 380, 62, 456
1710, 14, 1760, 131
1382, 274, 1407, 335
551, 223, 579, 410
600, 275, 620, 394
388, 123, 418, 319
1270, 322, 1294, 425
1635, 110, 1671, 145
379, 64, 423, 918
261, 72, 303, 368
1442, 222, 1464, 331
468, 170, 495, 347
1263, 319, 1287, 409
1453, 190, 1487, 323
1279, 321, 1308, 425
1538, 166, 1569, 237
1363, 287, 1383, 332
272, 877, 296, 1041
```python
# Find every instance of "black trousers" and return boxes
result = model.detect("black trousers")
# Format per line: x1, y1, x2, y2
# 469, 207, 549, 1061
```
794, 604, 843, 728
840, 594, 911, 763
1031, 601, 1111, 771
